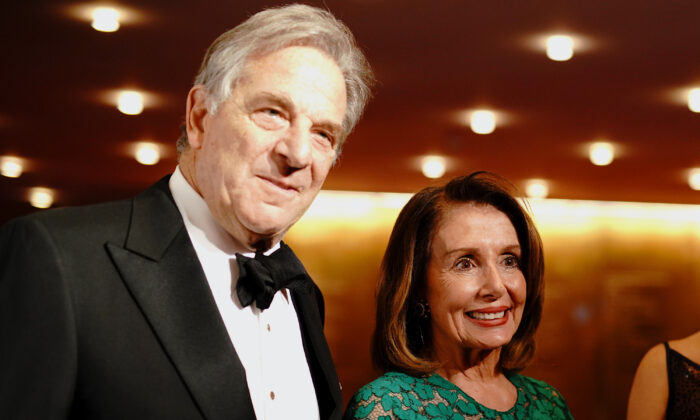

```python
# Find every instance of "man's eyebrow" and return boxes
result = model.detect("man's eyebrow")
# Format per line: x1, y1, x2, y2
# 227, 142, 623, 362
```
249, 92, 294, 109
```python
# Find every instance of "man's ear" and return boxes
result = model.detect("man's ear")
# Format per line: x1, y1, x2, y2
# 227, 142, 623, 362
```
185, 85, 209, 149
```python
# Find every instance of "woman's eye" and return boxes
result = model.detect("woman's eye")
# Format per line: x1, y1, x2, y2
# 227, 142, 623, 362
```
503, 255, 520, 268
455, 257, 474, 270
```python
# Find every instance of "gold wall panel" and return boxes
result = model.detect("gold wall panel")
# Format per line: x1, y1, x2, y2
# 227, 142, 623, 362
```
287, 194, 700, 418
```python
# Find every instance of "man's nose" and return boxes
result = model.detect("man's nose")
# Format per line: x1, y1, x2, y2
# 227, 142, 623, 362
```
274, 123, 312, 171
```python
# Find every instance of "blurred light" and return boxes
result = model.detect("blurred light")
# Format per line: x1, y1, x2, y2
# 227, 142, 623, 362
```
525, 179, 550, 199
0, 156, 24, 178
589, 142, 615, 166
530, 199, 700, 235
64, 4, 148, 32
689, 88, 700, 113
421, 156, 447, 179
470, 110, 496, 134
300, 190, 410, 220
134, 142, 161, 165
28, 187, 55, 209
91, 7, 120, 32
546, 35, 574, 61
117, 90, 144, 115
689, 168, 700, 191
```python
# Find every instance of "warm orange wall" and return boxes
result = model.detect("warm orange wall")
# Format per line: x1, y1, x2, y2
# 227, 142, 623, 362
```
287, 197, 700, 419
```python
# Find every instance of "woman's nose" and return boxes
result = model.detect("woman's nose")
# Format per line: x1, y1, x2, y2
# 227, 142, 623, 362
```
478, 264, 507, 299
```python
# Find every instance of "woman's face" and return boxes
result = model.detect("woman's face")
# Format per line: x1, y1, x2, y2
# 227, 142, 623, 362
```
426, 203, 526, 357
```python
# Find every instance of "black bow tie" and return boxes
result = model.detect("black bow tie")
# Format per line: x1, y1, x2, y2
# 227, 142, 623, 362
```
234, 242, 309, 311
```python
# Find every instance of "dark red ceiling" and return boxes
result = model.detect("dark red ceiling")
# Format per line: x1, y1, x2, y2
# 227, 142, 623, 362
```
1, 0, 699, 223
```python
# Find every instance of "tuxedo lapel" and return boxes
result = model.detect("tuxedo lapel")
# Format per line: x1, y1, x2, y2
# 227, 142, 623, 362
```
106, 178, 256, 420
292, 283, 342, 420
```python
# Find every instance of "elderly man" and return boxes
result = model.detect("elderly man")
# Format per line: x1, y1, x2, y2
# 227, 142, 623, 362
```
0, 4, 373, 420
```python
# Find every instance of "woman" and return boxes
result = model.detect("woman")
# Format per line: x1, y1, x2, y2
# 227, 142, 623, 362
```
627, 331, 700, 419
345, 172, 573, 419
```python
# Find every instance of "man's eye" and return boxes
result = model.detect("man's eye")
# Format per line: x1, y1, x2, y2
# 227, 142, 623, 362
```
263, 108, 282, 117
251, 109, 287, 129
317, 131, 332, 141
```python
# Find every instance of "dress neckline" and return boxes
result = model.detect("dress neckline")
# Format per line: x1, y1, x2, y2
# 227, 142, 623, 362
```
666, 342, 700, 369
426, 372, 526, 415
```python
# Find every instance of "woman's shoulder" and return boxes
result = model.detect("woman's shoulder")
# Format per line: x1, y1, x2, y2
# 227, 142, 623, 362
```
344, 372, 459, 420
348, 372, 427, 401
509, 374, 574, 418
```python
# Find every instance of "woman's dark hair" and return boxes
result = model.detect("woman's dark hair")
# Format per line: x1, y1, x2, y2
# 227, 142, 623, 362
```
371, 172, 544, 375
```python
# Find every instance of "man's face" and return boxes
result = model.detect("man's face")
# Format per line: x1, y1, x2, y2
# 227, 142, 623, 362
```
186, 46, 346, 249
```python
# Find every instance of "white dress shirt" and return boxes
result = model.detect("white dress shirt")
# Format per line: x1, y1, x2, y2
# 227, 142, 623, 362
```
169, 166, 319, 420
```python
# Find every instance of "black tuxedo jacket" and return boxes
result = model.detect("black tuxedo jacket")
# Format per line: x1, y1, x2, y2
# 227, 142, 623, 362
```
0, 177, 342, 419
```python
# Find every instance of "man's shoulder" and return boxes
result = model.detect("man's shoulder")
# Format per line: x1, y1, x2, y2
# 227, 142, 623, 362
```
2, 176, 173, 241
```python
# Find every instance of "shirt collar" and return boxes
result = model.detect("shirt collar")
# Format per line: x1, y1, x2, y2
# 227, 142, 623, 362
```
168, 165, 280, 258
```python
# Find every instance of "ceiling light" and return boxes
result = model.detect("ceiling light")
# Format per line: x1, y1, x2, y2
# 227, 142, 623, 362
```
546, 35, 574, 61
134, 142, 161, 165
0, 155, 24, 178
91, 7, 120, 32
421, 156, 447, 179
64, 4, 148, 32
689, 168, 700, 191
28, 187, 55, 209
470, 110, 496, 135
689, 88, 700, 113
589, 142, 615, 166
117, 90, 144, 115
525, 179, 549, 199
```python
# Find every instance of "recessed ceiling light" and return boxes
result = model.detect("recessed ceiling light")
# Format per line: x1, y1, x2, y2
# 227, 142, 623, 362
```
91, 7, 120, 32
689, 168, 700, 191
470, 110, 496, 135
525, 179, 549, 199
0, 155, 24, 178
589, 142, 615, 166
99, 89, 160, 114
523, 33, 595, 61
421, 155, 447, 179
134, 142, 161, 165
688, 88, 700, 113
117, 90, 144, 115
64, 3, 147, 31
28, 187, 55, 209
546, 35, 574, 61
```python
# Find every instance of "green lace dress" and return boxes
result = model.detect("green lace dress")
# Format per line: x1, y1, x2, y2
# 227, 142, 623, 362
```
344, 371, 574, 420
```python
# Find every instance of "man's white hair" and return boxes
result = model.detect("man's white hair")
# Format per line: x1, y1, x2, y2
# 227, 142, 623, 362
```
177, 4, 374, 155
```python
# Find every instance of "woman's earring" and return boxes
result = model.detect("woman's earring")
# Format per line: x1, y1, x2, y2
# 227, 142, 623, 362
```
415, 299, 430, 319
414, 299, 431, 346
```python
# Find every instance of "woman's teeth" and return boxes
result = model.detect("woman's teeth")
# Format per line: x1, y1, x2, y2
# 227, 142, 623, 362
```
467, 310, 506, 320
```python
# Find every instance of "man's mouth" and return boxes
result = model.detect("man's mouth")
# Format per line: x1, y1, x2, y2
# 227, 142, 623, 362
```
258, 176, 299, 192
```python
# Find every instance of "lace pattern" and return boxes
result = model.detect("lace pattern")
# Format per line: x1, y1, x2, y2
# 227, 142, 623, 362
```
344, 372, 573, 420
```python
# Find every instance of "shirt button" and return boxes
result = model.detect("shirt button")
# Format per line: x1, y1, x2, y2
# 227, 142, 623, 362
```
266, 323, 271, 332
270, 391, 275, 400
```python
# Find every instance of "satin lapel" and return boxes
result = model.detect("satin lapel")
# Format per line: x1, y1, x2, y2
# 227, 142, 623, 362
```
292, 284, 342, 420
106, 178, 256, 420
